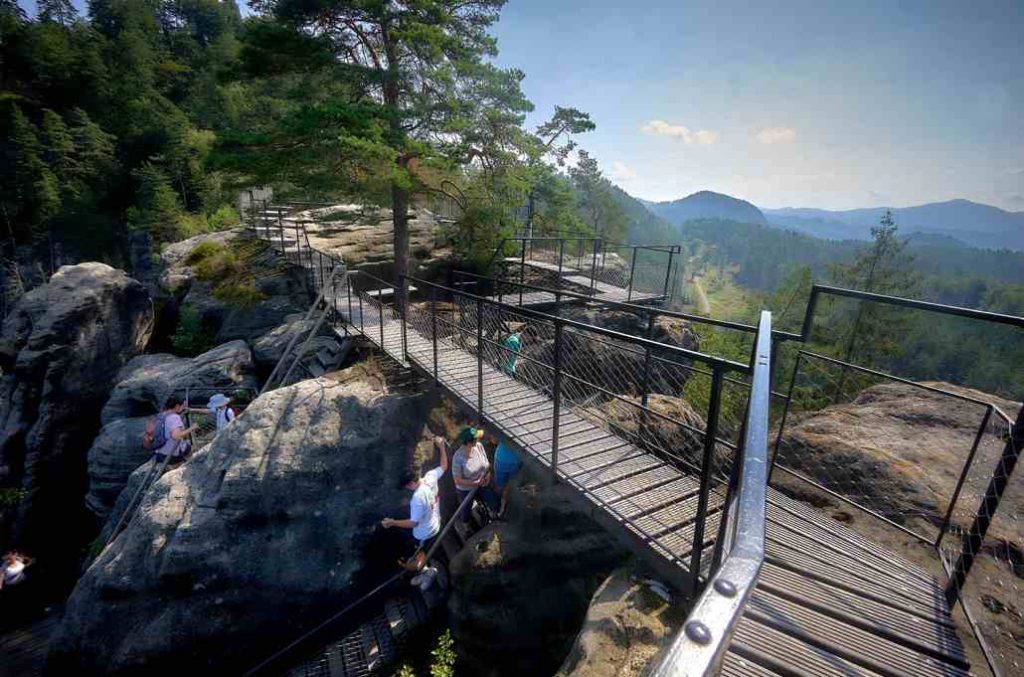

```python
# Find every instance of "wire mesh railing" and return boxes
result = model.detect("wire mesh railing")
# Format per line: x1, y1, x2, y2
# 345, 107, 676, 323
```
400, 274, 754, 592
769, 285, 1024, 676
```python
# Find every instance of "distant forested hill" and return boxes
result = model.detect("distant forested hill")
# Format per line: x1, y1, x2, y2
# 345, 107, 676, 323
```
608, 185, 678, 244
763, 199, 1024, 251
646, 191, 767, 227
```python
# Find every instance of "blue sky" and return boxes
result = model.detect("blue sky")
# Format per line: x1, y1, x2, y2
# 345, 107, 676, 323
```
485, 0, 1024, 210
28, 0, 1024, 210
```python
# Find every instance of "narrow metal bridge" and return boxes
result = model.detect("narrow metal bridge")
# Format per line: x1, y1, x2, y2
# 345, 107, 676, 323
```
247, 204, 1024, 676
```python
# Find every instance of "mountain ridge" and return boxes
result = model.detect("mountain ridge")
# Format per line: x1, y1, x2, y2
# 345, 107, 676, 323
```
645, 190, 768, 227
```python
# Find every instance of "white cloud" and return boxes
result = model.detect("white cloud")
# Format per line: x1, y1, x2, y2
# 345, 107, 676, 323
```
641, 120, 719, 145
755, 127, 797, 144
610, 161, 637, 181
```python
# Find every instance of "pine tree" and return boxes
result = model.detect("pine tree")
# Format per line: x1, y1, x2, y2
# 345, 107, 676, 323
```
127, 162, 183, 242
37, 0, 77, 26
40, 109, 77, 196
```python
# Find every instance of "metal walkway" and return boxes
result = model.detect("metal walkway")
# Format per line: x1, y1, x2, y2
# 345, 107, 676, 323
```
330, 287, 967, 676
247, 207, 973, 676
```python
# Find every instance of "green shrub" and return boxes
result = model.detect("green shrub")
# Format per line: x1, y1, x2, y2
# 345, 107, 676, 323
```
0, 488, 26, 508
186, 240, 225, 266
430, 630, 456, 677
212, 281, 265, 307
208, 205, 241, 230
172, 305, 217, 356
185, 240, 266, 308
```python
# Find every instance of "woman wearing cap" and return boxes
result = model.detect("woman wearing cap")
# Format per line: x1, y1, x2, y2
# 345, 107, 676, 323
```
452, 427, 496, 522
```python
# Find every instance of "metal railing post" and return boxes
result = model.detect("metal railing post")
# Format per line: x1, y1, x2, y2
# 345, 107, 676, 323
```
379, 280, 385, 349
689, 366, 724, 593
358, 279, 364, 333
663, 247, 675, 299
551, 321, 563, 477
476, 297, 485, 417
945, 404, 1024, 607
937, 407, 993, 550
431, 288, 439, 384
519, 240, 526, 307
400, 275, 409, 363
627, 247, 638, 302
590, 239, 599, 292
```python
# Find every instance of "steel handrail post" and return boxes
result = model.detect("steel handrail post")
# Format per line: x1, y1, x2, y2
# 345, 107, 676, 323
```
358, 277, 364, 333
769, 352, 802, 481
400, 275, 409, 363
476, 297, 484, 416
936, 406, 994, 550
590, 239, 599, 292
379, 279, 385, 349
519, 239, 526, 307
627, 246, 638, 302
945, 404, 1024, 607
551, 321, 564, 478
663, 247, 675, 299
431, 287, 439, 384
689, 366, 724, 593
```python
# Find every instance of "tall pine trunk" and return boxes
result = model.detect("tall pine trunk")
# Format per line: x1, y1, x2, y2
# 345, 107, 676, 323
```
391, 157, 410, 309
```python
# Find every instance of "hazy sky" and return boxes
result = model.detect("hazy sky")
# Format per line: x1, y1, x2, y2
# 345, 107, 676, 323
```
29, 0, 1024, 210
488, 0, 1024, 210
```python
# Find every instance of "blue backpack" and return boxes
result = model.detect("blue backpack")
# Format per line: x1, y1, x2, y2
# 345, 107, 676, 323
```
143, 413, 168, 452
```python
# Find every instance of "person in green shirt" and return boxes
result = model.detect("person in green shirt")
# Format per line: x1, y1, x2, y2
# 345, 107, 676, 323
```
501, 330, 522, 376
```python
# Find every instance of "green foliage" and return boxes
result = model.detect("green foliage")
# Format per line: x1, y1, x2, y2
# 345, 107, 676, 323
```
186, 239, 266, 307
569, 150, 628, 242
171, 304, 216, 356
0, 487, 27, 508
430, 629, 456, 677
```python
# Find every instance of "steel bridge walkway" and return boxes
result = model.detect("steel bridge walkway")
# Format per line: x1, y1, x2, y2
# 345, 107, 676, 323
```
498, 257, 666, 306
243, 211, 968, 675
331, 294, 968, 677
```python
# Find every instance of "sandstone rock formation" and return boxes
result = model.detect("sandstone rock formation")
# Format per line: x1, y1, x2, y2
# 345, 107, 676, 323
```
52, 365, 431, 675
447, 466, 628, 676
299, 204, 448, 268
0, 263, 153, 562
589, 394, 708, 469
100, 341, 258, 424
86, 341, 259, 522
556, 565, 684, 677
251, 316, 351, 384
160, 230, 311, 344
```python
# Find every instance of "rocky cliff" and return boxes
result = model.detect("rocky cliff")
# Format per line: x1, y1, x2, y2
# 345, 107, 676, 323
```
52, 365, 432, 675
0, 263, 154, 566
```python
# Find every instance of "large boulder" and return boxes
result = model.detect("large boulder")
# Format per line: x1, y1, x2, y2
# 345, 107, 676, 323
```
251, 317, 352, 384
101, 341, 258, 425
160, 230, 312, 344
447, 466, 628, 676
556, 565, 684, 677
0, 263, 153, 562
588, 394, 709, 470
775, 380, 1022, 539
51, 365, 432, 675
85, 340, 258, 523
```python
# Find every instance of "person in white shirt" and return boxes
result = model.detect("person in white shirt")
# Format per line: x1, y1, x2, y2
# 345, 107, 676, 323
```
381, 436, 449, 589
0, 551, 33, 590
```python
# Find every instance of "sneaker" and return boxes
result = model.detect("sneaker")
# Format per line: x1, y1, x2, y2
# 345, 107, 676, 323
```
417, 566, 438, 591
410, 573, 423, 587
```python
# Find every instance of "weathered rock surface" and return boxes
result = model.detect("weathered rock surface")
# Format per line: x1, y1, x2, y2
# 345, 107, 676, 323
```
0, 263, 153, 560
776, 380, 1021, 539
101, 341, 258, 424
251, 317, 351, 384
160, 230, 311, 343
85, 340, 258, 522
556, 565, 684, 677
299, 204, 448, 268
447, 466, 628, 676
590, 394, 707, 468
52, 365, 431, 675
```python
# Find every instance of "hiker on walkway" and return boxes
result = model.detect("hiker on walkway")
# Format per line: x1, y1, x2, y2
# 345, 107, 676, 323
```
489, 433, 522, 519
153, 395, 198, 466
452, 426, 498, 521
500, 327, 523, 376
190, 393, 236, 432
381, 436, 448, 590
0, 551, 33, 590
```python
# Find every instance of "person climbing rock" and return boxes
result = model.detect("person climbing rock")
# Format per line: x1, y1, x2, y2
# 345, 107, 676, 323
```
153, 395, 198, 466
490, 433, 522, 519
381, 436, 448, 590
452, 426, 498, 523
0, 551, 33, 590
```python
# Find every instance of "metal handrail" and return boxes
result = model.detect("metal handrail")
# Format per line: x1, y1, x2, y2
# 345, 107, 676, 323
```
406, 275, 750, 373
650, 311, 772, 677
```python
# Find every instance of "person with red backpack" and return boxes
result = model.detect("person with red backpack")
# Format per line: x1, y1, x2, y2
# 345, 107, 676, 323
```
144, 395, 198, 466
